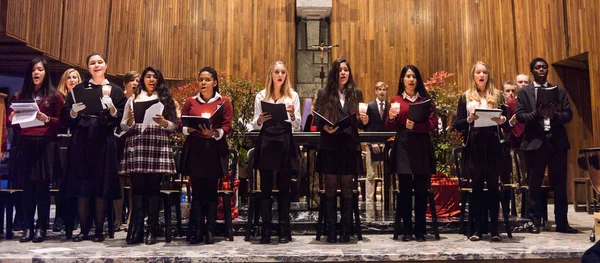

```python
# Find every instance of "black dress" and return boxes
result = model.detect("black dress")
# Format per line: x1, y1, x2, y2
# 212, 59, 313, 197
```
60, 80, 126, 200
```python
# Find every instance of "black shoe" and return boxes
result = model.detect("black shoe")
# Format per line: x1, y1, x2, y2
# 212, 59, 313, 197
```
339, 233, 350, 243
19, 229, 33, 242
490, 235, 502, 242
530, 225, 541, 234
556, 225, 579, 234
53, 218, 65, 232
145, 232, 157, 245
278, 235, 289, 244
72, 234, 89, 242
93, 235, 105, 242
260, 235, 271, 244
127, 225, 144, 245
401, 234, 414, 242
205, 231, 215, 244
32, 229, 46, 243
415, 235, 426, 242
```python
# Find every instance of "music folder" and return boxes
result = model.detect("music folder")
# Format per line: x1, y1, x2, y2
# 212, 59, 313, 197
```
536, 86, 559, 107
182, 105, 224, 128
133, 99, 160, 123
408, 99, 431, 123
260, 101, 289, 123
72, 87, 104, 115
9, 99, 44, 128
312, 110, 356, 130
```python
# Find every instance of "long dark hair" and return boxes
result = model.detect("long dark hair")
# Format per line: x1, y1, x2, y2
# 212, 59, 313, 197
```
198, 66, 219, 95
397, 65, 429, 99
136, 67, 177, 122
316, 57, 359, 122
18, 57, 56, 100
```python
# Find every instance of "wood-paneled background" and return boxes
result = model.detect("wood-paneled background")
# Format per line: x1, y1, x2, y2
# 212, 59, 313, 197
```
1, 0, 599, 200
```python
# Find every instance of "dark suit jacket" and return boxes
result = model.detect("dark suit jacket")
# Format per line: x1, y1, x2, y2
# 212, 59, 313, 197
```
515, 84, 572, 151
314, 88, 365, 151
364, 99, 389, 132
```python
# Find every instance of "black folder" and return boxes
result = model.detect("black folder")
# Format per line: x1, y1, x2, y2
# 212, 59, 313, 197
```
73, 87, 104, 115
260, 101, 288, 123
408, 99, 431, 123
536, 86, 559, 106
312, 110, 356, 130
133, 99, 160, 123
182, 105, 224, 128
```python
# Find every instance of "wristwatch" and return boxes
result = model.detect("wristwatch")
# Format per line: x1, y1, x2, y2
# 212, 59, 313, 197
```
212, 130, 218, 138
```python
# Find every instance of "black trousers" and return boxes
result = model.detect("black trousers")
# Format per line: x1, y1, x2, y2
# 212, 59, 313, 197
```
524, 139, 568, 227
259, 170, 291, 200
22, 180, 51, 230
130, 174, 161, 196
397, 173, 430, 236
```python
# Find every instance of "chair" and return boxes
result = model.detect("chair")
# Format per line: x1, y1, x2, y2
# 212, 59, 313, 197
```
0, 180, 22, 240
577, 147, 600, 241
512, 149, 552, 227
216, 148, 238, 241
452, 146, 512, 238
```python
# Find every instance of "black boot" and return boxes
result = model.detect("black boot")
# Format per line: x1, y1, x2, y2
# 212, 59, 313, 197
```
189, 199, 205, 244
145, 195, 160, 245
339, 197, 352, 243
277, 197, 290, 243
32, 228, 46, 243
260, 197, 273, 244
128, 195, 145, 245
53, 217, 65, 232
325, 197, 337, 243
19, 229, 34, 242
205, 201, 217, 244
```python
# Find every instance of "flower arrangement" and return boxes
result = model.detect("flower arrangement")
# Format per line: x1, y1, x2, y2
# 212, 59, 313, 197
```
425, 71, 463, 176
169, 73, 261, 168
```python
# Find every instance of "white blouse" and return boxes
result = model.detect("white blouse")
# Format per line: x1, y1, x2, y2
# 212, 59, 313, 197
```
121, 90, 176, 132
251, 89, 302, 131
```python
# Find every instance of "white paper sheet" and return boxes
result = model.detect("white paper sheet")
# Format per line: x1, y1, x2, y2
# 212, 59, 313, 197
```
474, 108, 502, 128
141, 102, 164, 133
10, 102, 45, 128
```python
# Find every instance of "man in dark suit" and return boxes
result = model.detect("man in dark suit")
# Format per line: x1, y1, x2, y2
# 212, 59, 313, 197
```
363, 81, 389, 219
515, 57, 577, 234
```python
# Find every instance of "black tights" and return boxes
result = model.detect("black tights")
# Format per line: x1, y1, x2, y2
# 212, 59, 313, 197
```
260, 170, 291, 200
77, 197, 108, 236
22, 180, 50, 230
324, 174, 353, 200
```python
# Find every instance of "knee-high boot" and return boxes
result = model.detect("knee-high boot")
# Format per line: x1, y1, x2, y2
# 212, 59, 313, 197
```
189, 199, 205, 244
260, 197, 273, 244
145, 195, 160, 245
325, 196, 337, 243
205, 201, 217, 244
127, 195, 145, 245
277, 196, 290, 243
339, 197, 352, 243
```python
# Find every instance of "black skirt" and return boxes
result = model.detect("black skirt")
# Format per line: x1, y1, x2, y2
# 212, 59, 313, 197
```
12, 135, 58, 186
62, 117, 121, 200
464, 128, 505, 174
391, 129, 436, 175
254, 122, 299, 172
316, 149, 364, 176
180, 135, 228, 179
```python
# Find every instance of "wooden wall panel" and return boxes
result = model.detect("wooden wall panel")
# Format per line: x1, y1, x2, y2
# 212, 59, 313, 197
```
26, 0, 62, 58
5, 0, 30, 41
61, 0, 110, 68
108, 0, 295, 84
331, 0, 517, 103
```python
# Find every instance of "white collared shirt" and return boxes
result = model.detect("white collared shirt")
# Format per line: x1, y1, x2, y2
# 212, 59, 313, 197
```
533, 81, 551, 131
251, 89, 302, 131
402, 91, 420, 103
338, 89, 345, 108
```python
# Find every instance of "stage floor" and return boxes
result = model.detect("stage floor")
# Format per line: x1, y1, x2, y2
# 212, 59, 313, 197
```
0, 205, 594, 262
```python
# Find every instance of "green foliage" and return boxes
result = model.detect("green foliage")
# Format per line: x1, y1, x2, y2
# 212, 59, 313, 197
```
169, 73, 262, 167
425, 71, 463, 176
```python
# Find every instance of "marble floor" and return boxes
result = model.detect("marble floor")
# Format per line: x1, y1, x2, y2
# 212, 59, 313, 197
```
0, 205, 595, 262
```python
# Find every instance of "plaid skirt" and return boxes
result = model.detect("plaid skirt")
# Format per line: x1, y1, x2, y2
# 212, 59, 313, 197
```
119, 124, 176, 175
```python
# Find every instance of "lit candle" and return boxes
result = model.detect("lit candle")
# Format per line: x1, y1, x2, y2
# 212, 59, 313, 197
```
201, 113, 211, 118
391, 102, 401, 113
101, 85, 111, 97
358, 103, 368, 114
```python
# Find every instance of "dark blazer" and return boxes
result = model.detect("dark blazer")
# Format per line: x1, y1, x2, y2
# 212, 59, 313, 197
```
515, 84, 572, 151
364, 99, 389, 132
314, 88, 365, 151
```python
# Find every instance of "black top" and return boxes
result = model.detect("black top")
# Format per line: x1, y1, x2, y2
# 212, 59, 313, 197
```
364, 99, 389, 132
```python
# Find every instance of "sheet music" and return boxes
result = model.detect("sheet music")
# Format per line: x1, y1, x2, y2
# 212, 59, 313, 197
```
141, 102, 164, 133
10, 102, 44, 128
473, 108, 502, 128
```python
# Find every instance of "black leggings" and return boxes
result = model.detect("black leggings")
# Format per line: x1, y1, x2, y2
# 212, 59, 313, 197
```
22, 180, 50, 230
192, 177, 218, 202
130, 173, 162, 196
325, 174, 353, 199
259, 170, 291, 200
397, 174, 430, 236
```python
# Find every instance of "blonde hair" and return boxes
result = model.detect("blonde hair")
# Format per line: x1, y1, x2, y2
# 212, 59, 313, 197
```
466, 61, 500, 108
57, 68, 81, 97
264, 61, 293, 101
